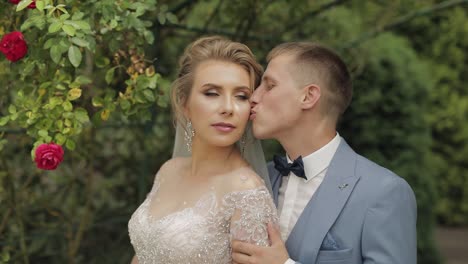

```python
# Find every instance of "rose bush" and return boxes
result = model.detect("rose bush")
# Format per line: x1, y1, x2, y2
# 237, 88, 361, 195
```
0, 0, 171, 170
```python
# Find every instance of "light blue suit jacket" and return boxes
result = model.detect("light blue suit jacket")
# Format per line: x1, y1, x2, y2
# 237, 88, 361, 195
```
269, 139, 417, 264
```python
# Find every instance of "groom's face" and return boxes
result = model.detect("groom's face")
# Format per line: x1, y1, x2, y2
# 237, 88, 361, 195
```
250, 54, 303, 140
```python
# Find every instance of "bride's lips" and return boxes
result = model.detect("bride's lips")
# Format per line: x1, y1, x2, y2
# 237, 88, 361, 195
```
212, 122, 236, 132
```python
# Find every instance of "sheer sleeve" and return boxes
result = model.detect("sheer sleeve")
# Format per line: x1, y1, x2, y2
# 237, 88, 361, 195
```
225, 186, 279, 246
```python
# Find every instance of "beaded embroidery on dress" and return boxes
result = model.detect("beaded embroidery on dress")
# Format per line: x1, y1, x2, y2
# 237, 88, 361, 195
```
128, 176, 278, 264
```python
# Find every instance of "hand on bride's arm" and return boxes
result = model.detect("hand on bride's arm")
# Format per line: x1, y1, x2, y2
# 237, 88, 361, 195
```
232, 223, 290, 264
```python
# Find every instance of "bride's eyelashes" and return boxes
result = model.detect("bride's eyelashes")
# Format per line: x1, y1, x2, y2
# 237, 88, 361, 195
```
204, 91, 219, 97
202, 89, 250, 101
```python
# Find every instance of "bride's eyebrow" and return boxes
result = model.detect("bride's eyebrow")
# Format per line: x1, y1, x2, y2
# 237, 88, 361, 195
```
201, 83, 222, 90
233, 86, 251, 94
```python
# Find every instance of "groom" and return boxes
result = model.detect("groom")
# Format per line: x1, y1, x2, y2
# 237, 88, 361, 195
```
231, 42, 417, 264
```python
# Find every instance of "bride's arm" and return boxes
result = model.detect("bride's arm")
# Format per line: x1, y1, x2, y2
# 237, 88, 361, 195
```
130, 255, 138, 264
228, 185, 278, 246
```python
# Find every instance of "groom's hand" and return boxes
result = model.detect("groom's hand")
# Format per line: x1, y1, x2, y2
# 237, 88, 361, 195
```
232, 223, 289, 264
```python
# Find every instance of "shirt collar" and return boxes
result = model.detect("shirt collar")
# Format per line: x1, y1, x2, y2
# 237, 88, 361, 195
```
287, 133, 341, 182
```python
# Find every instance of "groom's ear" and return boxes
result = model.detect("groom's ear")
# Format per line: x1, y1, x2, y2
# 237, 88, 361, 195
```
300, 84, 320, 110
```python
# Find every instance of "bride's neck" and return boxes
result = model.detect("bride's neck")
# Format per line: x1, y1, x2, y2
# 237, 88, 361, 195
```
188, 142, 243, 179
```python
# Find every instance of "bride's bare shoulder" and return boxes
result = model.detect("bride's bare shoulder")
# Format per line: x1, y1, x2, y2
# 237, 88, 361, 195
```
161, 157, 190, 171
224, 167, 266, 192
154, 157, 190, 181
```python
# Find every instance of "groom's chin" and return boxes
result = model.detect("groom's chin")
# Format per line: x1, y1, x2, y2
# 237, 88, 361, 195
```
252, 125, 269, 140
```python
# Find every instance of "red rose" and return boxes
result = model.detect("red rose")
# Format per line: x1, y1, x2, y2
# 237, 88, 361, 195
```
9, 0, 36, 9
34, 143, 64, 170
0, 31, 28, 62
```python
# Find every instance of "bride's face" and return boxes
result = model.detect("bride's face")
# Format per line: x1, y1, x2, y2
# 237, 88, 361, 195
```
185, 60, 252, 149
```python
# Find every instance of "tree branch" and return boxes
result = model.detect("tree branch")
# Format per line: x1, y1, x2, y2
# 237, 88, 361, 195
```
162, 22, 273, 42
285, 0, 349, 31
341, 0, 468, 49
169, 0, 199, 14
202, 0, 225, 31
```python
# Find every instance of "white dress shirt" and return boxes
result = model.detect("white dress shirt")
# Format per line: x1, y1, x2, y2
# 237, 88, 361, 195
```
278, 134, 341, 264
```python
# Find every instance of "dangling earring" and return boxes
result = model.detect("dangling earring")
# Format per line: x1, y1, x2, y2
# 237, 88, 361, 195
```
240, 133, 247, 156
184, 120, 195, 152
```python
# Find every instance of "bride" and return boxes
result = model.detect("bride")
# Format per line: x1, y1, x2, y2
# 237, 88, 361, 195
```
128, 36, 278, 263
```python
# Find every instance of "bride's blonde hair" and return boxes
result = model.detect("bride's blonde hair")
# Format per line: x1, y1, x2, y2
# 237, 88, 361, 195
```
170, 36, 263, 127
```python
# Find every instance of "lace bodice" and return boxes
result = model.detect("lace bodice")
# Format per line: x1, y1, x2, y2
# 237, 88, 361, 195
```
128, 174, 278, 264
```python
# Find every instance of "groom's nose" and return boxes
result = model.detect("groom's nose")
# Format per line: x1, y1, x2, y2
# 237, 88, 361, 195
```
250, 85, 263, 105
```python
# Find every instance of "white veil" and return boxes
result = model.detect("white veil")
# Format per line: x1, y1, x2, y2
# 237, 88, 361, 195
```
172, 121, 272, 193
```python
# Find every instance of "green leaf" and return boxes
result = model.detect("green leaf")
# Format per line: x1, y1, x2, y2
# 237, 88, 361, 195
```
136, 77, 150, 90
22, 62, 36, 77
72, 12, 85, 20
62, 101, 73, 111
56, 83, 67, 90
48, 21, 63, 33
148, 74, 158, 89
92, 97, 104, 107
71, 37, 89, 48
64, 119, 72, 127
65, 139, 76, 150
120, 99, 131, 110
50, 45, 62, 64
49, 97, 63, 107
143, 30, 154, 44
0, 116, 10, 126
73, 20, 91, 31
8, 105, 17, 114
36, 0, 45, 11
68, 45, 82, 68
62, 24, 76, 36
75, 75, 92, 84
157, 13, 166, 25
54, 133, 66, 145
59, 13, 70, 21
21, 15, 46, 31
95, 57, 110, 68
16, 0, 33, 11
166, 13, 178, 24
57, 6, 68, 14
105, 68, 115, 84
143, 89, 155, 102
38, 130, 48, 138
43, 38, 54, 49
74, 108, 90, 123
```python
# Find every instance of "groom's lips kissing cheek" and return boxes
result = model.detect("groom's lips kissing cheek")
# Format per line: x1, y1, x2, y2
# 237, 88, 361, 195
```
249, 109, 256, 120
212, 122, 236, 132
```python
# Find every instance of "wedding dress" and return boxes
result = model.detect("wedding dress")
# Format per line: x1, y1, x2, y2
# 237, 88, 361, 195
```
128, 171, 278, 264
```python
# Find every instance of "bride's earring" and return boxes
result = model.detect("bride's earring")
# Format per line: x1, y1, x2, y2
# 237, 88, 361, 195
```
185, 120, 195, 152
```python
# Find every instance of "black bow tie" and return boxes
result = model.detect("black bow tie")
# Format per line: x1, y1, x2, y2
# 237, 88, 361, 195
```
273, 155, 306, 179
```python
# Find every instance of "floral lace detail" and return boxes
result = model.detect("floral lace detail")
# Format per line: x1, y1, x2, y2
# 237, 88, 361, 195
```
128, 178, 278, 264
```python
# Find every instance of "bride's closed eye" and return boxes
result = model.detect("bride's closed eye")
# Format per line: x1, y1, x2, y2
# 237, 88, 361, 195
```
203, 89, 219, 97
235, 92, 250, 100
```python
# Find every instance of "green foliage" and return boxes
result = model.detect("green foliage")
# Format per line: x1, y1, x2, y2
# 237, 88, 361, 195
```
397, 5, 468, 226
0, 0, 166, 157
4, 0, 467, 263
340, 33, 440, 264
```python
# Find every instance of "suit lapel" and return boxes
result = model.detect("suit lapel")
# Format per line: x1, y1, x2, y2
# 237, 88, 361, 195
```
285, 140, 361, 263
268, 163, 282, 207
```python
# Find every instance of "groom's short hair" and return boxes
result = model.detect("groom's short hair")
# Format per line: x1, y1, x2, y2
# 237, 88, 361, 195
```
267, 42, 352, 119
